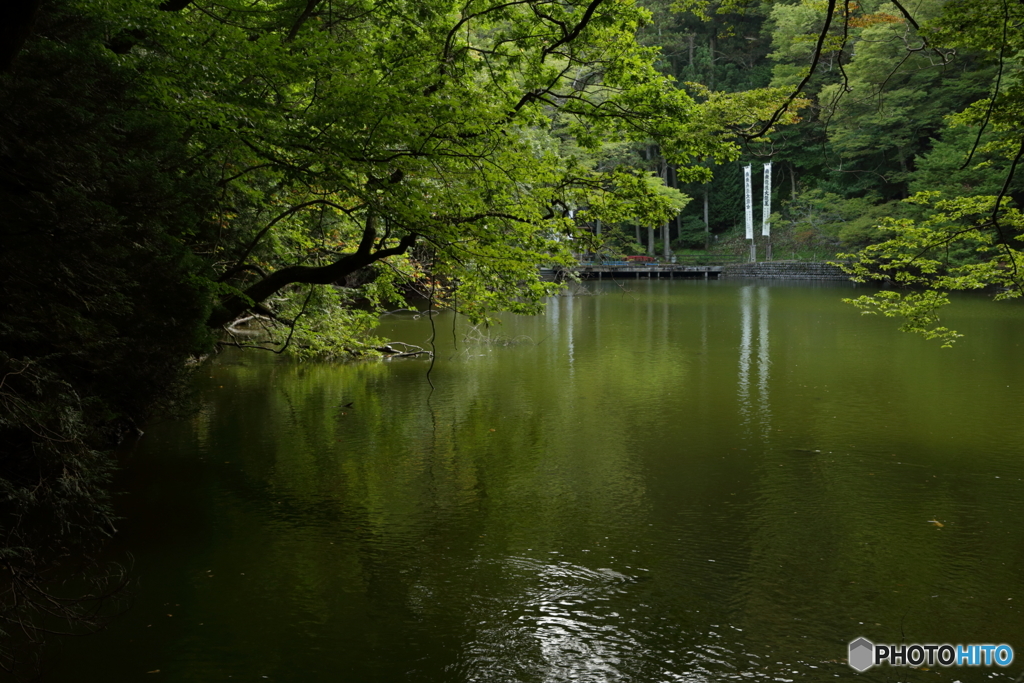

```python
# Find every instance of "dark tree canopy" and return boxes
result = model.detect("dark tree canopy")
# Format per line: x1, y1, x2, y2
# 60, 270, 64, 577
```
0, 0, 793, 668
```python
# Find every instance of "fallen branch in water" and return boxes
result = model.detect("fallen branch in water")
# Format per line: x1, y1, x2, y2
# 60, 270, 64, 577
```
376, 341, 432, 359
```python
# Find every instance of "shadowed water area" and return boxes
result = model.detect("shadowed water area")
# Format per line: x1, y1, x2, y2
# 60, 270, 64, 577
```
50, 279, 1024, 681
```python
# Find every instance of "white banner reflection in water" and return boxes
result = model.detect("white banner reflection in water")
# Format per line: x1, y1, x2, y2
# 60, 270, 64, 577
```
737, 286, 772, 436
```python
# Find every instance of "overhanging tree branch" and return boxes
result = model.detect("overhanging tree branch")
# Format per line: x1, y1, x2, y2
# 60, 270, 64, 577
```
741, 0, 837, 141
229, 199, 360, 272
208, 215, 417, 327
540, 0, 604, 63
961, 0, 1009, 169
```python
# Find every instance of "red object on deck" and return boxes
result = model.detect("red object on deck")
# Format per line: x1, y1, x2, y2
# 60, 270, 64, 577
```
624, 255, 656, 263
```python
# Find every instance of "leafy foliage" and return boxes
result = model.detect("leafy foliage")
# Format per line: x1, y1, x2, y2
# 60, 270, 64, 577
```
832, 0, 1024, 342
838, 194, 1024, 345
99, 0, 788, 337
0, 0, 802, 666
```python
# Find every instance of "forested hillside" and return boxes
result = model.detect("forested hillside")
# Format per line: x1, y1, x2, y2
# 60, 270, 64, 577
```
638, 0, 1019, 257
634, 0, 1024, 344
1, 0, 1022, 670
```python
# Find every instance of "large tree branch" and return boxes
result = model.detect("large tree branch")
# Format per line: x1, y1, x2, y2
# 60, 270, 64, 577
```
208, 218, 416, 328
285, 0, 321, 42
539, 0, 604, 63
230, 199, 359, 272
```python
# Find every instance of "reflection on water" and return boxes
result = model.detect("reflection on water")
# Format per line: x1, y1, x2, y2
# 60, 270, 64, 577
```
50, 280, 1024, 682
462, 558, 651, 683
757, 287, 770, 437
738, 286, 772, 438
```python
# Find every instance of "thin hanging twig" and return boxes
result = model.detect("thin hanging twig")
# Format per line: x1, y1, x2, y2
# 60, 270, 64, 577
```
426, 278, 437, 391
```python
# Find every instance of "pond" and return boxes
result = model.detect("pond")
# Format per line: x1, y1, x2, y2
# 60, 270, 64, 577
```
50, 279, 1024, 682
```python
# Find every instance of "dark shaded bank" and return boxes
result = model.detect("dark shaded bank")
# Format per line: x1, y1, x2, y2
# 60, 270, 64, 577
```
0, 2, 217, 673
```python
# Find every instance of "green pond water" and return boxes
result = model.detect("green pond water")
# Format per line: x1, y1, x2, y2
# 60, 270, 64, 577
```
50, 279, 1024, 682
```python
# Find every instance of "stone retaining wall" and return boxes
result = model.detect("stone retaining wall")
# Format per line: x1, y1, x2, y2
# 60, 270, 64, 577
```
721, 261, 851, 281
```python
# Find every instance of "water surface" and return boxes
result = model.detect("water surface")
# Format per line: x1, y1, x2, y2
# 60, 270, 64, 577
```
51, 280, 1024, 681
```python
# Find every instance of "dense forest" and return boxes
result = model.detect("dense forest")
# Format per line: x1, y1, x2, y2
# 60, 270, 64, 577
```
1, 0, 1022, 671
638, 0, 1020, 258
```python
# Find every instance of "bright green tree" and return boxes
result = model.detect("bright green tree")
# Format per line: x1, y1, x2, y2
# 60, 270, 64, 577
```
837, 0, 1024, 343
92, 0, 793, 345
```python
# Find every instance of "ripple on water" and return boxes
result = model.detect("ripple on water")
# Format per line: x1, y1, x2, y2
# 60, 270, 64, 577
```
453, 556, 827, 683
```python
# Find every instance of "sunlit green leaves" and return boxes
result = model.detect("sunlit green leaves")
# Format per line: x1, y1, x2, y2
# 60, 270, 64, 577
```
837, 193, 1024, 345
56, 0, 804, 354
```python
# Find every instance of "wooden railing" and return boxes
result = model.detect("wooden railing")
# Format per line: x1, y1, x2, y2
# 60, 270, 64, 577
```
577, 254, 746, 267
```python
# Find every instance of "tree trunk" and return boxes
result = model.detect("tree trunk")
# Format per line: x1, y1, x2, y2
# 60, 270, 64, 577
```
703, 183, 710, 248
709, 34, 716, 90
647, 225, 655, 256
896, 147, 909, 197
662, 159, 671, 259
670, 164, 680, 246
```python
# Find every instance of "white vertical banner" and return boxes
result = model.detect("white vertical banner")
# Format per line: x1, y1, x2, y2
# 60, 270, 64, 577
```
743, 164, 753, 240
762, 162, 772, 236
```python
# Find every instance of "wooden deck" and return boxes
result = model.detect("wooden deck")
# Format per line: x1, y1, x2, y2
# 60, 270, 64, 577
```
574, 263, 723, 279
542, 263, 726, 281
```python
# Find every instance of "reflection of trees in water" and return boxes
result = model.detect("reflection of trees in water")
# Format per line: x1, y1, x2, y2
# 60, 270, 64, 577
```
49, 283, 1024, 680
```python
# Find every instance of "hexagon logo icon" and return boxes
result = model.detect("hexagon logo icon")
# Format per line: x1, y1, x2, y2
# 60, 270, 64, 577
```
848, 637, 875, 672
